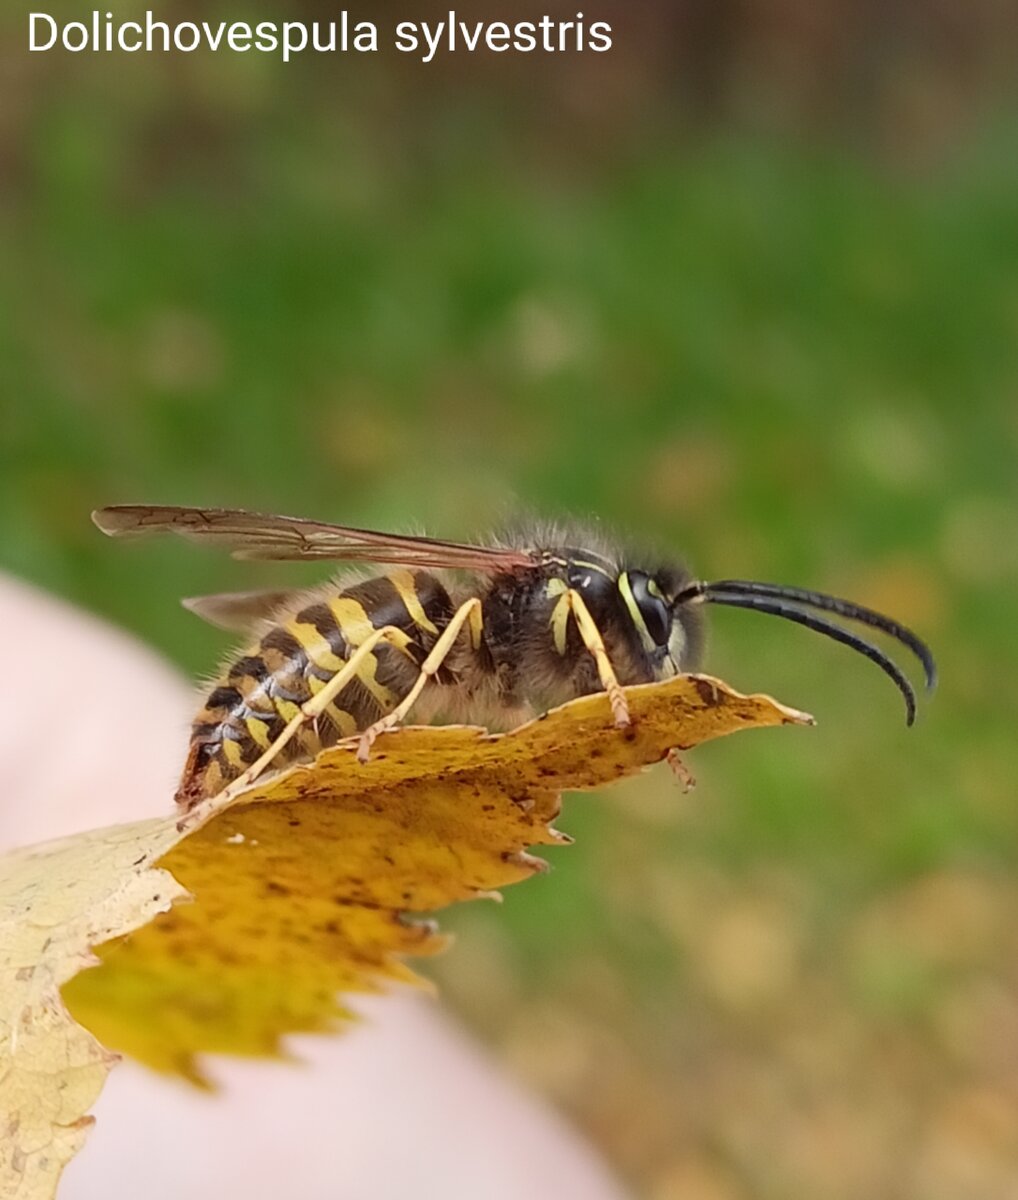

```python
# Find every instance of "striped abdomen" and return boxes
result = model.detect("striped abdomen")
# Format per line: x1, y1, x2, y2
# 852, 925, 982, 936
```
177, 569, 454, 807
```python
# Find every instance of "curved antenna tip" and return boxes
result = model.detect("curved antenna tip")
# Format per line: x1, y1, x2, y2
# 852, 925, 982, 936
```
702, 589, 920, 727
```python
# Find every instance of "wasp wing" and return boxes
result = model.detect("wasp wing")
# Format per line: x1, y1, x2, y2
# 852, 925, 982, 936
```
93, 505, 537, 572
181, 589, 305, 632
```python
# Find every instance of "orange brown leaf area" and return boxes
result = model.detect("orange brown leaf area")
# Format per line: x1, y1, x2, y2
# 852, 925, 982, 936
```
60, 673, 811, 1085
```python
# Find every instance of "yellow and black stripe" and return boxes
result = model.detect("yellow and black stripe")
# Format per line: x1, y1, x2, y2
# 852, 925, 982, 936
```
177, 570, 454, 805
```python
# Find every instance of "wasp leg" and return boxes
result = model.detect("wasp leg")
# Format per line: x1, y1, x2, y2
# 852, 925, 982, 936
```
356, 597, 484, 763
565, 588, 631, 727
178, 623, 416, 831
666, 747, 696, 792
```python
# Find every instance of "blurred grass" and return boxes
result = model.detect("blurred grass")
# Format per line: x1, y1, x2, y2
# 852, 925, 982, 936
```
2, 84, 1018, 1197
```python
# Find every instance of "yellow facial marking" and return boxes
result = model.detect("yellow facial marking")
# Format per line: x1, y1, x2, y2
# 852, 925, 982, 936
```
618, 572, 656, 653
668, 622, 687, 665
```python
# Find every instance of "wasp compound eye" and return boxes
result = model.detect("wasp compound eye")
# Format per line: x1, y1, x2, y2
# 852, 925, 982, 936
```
623, 571, 672, 648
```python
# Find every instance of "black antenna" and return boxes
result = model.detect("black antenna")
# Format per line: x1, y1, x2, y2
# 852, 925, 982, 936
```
672, 579, 937, 725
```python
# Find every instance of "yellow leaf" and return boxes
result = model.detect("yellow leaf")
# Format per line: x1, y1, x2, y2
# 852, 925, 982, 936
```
0, 821, 185, 1200
1, 673, 810, 1198
62, 674, 810, 1078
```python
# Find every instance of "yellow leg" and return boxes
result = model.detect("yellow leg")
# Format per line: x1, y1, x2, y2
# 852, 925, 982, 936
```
356, 597, 483, 762
178, 623, 414, 830
566, 588, 631, 727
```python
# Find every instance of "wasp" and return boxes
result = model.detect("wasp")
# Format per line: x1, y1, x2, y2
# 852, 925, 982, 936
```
93, 505, 937, 811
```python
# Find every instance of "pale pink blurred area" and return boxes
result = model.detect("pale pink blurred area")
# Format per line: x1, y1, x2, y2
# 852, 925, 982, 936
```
68, 994, 631, 1200
0, 574, 629, 1200
0, 574, 193, 846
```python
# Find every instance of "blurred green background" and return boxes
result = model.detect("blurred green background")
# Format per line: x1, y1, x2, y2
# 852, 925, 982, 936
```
3, 2, 1017, 1196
